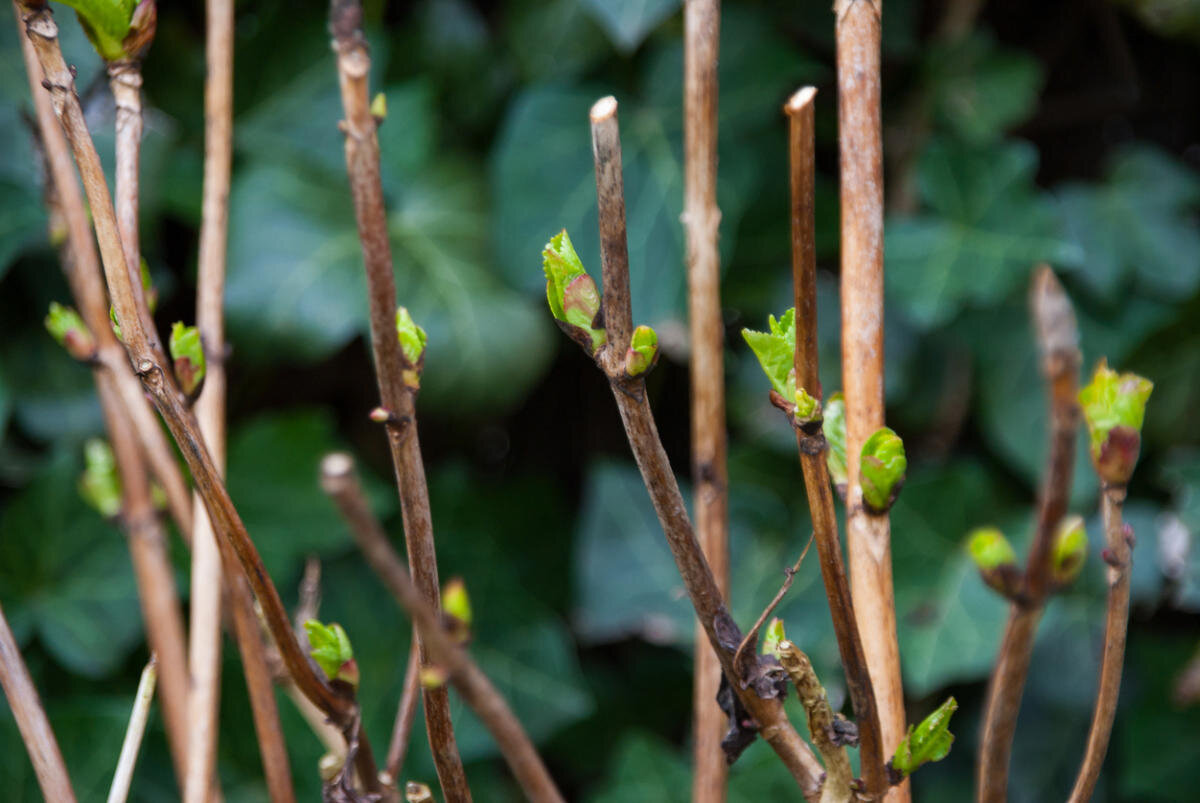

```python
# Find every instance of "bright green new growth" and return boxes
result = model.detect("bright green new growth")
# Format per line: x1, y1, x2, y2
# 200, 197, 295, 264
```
542, 230, 606, 354
1051, 515, 1087, 586
442, 578, 472, 627
967, 527, 1017, 571
793, 388, 820, 426
57, 0, 137, 61
1078, 359, 1153, 454
395, 306, 428, 365
762, 617, 786, 658
140, 258, 157, 314
625, 325, 659, 377
304, 620, 357, 687
45, 302, 94, 361
370, 92, 387, 119
823, 393, 848, 491
890, 696, 958, 779
860, 427, 907, 513
741, 308, 796, 400
79, 439, 121, 518
169, 322, 206, 397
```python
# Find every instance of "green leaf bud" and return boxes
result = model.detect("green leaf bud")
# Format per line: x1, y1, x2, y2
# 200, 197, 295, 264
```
542, 230, 607, 354
1050, 515, 1087, 588
741, 309, 797, 401
169, 322, 206, 399
78, 438, 122, 518
625, 325, 659, 377
793, 387, 820, 426
419, 665, 447, 689
139, 258, 157, 314
889, 696, 957, 780
304, 620, 358, 689
58, 0, 136, 61
45, 302, 95, 361
442, 577, 472, 644
395, 306, 427, 388
860, 427, 907, 513
370, 92, 387, 120
823, 393, 848, 496
966, 527, 1022, 599
761, 617, 786, 658
1079, 359, 1153, 485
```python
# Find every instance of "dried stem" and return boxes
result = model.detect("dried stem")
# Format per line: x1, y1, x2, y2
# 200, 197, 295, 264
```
590, 97, 824, 800
0, 601, 77, 802
1067, 484, 1132, 802
328, 2, 469, 799
778, 642, 854, 803
977, 268, 1080, 803
834, 4, 907, 796
386, 636, 423, 784
682, 3, 729, 800
787, 86, 886, 799
732, 535, 814, 673
107, 656, 158, 803
319, 454, 565, 803
16, 3, 380, 791
17, 11, 192, 786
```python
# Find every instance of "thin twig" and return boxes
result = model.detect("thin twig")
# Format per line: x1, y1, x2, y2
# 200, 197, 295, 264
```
320, 454, 565, 803
589, 97, 824, 800
16, 4, 380, 790
0, 601, 77, 803
386, 636, 423, 785
1067, 484, 1132, 802
778, 642, 854, 803
682, 3, 729, 801
107, 656, 158, 803
18, 11, 192, 786
328, 3, 469, 799
731, 533, 814, 674
787, 85, 886, 799
977, 268, 1080, 803
834, 4, 907, 797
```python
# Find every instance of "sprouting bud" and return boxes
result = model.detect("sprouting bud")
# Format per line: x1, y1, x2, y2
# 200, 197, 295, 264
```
60, 0, 137, 61
405, 782, 434, 803
741, 308, 797, 401
966, 527, 1022, 599
1050, 515, 1087, 588
860, 427, 907, 513
823, 393, 848, 496
169, 322, 206, 399
542, 230, 607, 355
1078, 359, 1153, 486
442, 577, 472, 644
395, 306, 427, 389
45, 302, 96, 362
79, 439, 122, 518
888, 697, 957, 781
793, 388, 821, 426
122, 0, 157, 61
419, 665, 448, 689
761, 617, 786, 658
625, 325, 659, 377
369, 407, 392, 423
304, 620, 359, 689
109, 305, 123, 341
371, 92, 388, 121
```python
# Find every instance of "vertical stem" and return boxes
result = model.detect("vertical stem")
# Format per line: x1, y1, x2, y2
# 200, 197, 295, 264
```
977, 268, 1080, 803
787, 86, 886, 798
1067, 485, 1131, 803
0, 602, 77, 803
683, 3, 728, 800
834, 4, 907, 796
329, 3, 469, 799
107, 656, 158, 803
591, 96, 633, 369
386, 636, 423, 783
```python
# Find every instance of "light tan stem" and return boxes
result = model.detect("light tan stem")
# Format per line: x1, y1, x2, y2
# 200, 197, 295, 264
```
107, 656, 158, 803
778, 642, 854, 803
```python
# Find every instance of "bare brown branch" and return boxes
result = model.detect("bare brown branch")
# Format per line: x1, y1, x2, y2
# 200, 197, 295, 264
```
778, 642, 854, 803
386, 636, 423, 784
787, 86, 886, 798
320, 454, 565, 803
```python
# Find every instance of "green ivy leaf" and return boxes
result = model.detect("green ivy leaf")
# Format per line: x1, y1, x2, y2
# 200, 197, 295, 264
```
580, 0, 680, 52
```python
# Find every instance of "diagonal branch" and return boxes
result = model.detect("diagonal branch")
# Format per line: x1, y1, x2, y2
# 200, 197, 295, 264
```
106, 656, 158, 803
787, 86, 886, 799
328, 1, 469, 799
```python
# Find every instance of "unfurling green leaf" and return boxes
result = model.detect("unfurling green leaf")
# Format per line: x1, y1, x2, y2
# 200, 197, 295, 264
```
56, 0, 137, 61
966, 527, 1022, 598
304, 620, 358, 688
45, 302, 95, 361
442, 577, 472, 644
823, 393, 848, 494
395, 306, 427, 388
625, 325, 659, 377
169, 322, 206, 398
889, 696, 958, 779
741, 308, 796, 400
860, 427, 907, 513
1050, 515, 1087, 588
793, 387, 820, 426
761, 617, 786, 658
542, 230, 607, 354
1079, 359, 1153, 484
78, 439, 121, 517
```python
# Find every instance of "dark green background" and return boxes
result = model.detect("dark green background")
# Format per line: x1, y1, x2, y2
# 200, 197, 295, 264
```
1, 0, 1199, 799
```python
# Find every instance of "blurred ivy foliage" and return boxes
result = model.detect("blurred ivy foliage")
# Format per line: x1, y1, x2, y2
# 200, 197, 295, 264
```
1, 1, 1199, 800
